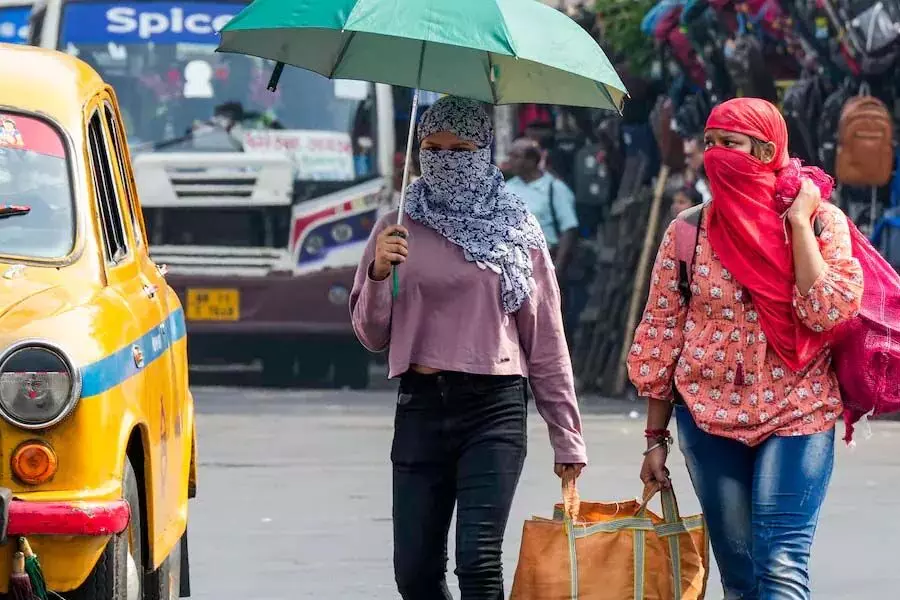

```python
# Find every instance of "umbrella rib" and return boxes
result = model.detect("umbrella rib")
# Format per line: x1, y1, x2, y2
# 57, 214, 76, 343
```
415, 39, 426, 91
485, 53, 499, 104
598, 82, 623, 116
328, 30, 357, 79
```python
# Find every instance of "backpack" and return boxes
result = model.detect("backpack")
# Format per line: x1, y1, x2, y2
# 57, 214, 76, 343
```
723, 10, 779, 102
573, 142, 616, 236
782, 73, 831, 166
822, 0, 900, 76
650, 96, 685, 171
835, 91, 895, 187
674, 203, 900, 443
839, 0, 900, 57
641, 0, 685, 37
817, 81, 856, 173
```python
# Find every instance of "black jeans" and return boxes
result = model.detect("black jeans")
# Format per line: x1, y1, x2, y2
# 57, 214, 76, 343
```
392, 371, 528, 600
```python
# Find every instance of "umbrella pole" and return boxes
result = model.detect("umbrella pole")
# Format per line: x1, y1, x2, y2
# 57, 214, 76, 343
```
392, 88, 421, 298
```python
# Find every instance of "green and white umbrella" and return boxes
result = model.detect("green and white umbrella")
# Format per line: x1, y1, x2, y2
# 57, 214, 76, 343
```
218, 0, 627, 292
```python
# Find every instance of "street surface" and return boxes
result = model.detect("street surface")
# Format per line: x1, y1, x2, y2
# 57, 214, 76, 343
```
189, 386, 899, 599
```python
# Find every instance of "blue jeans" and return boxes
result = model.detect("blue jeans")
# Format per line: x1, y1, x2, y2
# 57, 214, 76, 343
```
392, 372, 527, 600
674, 405, 835, 600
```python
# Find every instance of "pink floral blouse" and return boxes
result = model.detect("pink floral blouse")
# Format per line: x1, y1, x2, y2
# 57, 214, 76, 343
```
627, 204, 863, 445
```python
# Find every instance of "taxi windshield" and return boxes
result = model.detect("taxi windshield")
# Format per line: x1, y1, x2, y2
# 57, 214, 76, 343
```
0, 112, 75, 260
58, 1, 377, 182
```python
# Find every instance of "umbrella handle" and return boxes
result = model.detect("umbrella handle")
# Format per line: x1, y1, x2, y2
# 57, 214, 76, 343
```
392, 88, 421, 298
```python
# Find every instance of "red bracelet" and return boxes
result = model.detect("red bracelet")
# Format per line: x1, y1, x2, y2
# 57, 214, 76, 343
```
644, 428, 670, 439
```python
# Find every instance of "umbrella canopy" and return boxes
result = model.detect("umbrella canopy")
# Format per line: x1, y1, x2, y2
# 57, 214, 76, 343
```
218, 0, 627, 111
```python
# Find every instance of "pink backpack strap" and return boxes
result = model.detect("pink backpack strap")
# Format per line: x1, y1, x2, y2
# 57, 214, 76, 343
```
674, 203, 706, 301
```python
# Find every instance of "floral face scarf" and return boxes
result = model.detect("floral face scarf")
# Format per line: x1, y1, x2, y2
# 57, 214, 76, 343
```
404, 97, 546, 313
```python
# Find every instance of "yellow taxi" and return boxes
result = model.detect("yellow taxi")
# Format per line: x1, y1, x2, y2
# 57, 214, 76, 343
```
0, 43, 195, 599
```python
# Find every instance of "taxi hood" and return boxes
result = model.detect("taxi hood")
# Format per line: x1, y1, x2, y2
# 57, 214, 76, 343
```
0, 274, 72, 329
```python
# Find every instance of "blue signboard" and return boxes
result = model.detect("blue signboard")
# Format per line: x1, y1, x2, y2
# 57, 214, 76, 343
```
0, 5, 30, 45
61, 2, 243, 45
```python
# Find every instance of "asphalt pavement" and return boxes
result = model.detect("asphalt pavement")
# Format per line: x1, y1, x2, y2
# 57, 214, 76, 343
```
188, 386, 900, 599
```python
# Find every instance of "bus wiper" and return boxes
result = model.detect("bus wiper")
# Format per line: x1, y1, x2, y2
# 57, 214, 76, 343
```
0, 205, 30, 219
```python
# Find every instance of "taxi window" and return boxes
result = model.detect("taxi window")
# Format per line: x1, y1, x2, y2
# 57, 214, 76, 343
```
87, 112, 129, 263
0, 112, 75, 260
104, 104, 145, 247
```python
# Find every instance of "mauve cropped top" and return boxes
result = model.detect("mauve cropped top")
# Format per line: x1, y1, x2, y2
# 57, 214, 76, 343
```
349, 211, 587, 464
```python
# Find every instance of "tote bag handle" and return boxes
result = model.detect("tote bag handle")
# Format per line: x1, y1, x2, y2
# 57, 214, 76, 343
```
636, 482, 684, 525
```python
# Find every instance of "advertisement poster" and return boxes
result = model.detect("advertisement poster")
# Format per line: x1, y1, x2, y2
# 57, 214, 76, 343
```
242, 130, 356, 182
60, 2, 237, 45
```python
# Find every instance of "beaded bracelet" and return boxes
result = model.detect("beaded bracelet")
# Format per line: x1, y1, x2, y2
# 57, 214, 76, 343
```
644, 428, 671, 440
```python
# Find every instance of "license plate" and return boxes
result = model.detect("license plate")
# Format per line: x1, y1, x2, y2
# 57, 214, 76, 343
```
186, 288, 240, 321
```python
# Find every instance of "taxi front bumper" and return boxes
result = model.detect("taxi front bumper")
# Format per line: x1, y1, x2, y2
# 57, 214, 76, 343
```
0, 489, 130, 543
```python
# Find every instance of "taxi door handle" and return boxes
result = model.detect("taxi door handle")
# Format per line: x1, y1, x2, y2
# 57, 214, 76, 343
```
143, 284, 158, 299
156, 263, 169, 277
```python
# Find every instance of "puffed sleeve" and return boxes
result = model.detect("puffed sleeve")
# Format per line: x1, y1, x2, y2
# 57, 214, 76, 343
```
627, 221, 689, 401
793, 207, 863, 332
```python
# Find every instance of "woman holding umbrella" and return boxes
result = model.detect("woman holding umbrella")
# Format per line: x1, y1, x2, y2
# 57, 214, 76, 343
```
350, 96, 587, 599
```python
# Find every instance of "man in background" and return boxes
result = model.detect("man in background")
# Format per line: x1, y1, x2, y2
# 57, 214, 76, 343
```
683, 134, 711, 203
507, 137, 582, 339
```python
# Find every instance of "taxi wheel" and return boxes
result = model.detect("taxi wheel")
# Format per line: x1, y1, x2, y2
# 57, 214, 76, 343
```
144, 531, 181, 600
67, 458, 143, 600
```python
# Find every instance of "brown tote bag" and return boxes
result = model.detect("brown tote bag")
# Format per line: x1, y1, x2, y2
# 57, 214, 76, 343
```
510, 480, 709, 599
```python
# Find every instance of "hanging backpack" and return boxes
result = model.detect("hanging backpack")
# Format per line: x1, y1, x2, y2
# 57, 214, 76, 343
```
839, 0, 900, 57
649, 96, 686, 170
641, 0, 686, 36
817, 81, 855, 173
573, 142, 617, 236
782, 73, 831, 166
723, 7, 779, 101
673, 202, 900, 443
835, 87, 895, 187
820, 0, 900, 76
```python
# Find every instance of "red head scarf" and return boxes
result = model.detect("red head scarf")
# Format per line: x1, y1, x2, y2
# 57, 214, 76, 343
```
704, 97, 831, 372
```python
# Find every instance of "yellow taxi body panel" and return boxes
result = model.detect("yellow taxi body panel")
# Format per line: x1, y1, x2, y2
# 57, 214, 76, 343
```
0, 43, 195, 591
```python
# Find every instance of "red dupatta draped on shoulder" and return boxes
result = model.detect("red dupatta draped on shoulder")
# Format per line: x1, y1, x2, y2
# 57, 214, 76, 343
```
704, 98, 900, 441
703, 98, 831, 372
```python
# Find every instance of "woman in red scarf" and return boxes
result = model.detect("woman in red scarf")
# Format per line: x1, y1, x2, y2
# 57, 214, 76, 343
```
628, 98, 863, 599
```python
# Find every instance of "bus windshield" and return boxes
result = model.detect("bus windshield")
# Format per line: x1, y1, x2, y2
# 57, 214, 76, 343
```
0, 3, 31, 44
58, 1, 378, 182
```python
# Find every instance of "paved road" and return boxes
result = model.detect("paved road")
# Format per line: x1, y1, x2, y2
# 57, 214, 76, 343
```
188, 386, 899, 599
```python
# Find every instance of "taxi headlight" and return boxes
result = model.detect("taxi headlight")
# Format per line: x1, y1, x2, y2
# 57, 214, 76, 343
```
0, 342, 80, 429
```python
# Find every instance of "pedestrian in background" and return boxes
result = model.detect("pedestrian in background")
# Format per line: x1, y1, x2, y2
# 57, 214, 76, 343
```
350, 96, 587, 600
506, 137, 583, 339
628, 98, 863, 599
683, 133, 712, 203
670, 185, 703, 221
